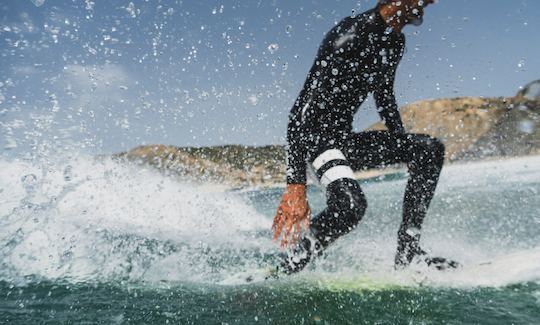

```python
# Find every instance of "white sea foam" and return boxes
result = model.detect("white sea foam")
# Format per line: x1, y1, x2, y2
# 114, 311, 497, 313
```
294, 247, 540, 291
301, 155, 540, 289
0, 155, 272, 283
439, 155, 540, 189
1, 154, 539, 288
425, 248, 540, 288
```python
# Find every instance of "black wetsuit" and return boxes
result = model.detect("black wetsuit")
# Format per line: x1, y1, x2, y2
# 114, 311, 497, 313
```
282, 8, 453, 273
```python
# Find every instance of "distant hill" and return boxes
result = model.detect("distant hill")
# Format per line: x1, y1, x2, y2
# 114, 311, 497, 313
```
369, 96, 540, 161
116, 144, 286, 187
117, 94, 540, 187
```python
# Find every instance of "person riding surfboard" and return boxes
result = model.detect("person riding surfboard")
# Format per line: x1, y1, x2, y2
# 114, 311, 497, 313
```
272, 0, 459, 275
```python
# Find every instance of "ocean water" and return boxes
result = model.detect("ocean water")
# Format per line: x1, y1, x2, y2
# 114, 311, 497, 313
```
1, 155, 539, 324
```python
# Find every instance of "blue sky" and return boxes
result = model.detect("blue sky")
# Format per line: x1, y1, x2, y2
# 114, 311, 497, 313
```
1, 0, 539, 156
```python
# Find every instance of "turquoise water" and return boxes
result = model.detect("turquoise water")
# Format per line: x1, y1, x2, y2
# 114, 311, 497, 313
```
2, 281, 539, 324
1, 156, 540, 324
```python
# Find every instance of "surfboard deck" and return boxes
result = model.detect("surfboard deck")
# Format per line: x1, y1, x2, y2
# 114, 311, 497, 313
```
220, 248, 540, 289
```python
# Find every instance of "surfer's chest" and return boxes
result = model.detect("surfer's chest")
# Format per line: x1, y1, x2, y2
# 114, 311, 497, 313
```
337, 31, 404, 88
357, 33, 403, 81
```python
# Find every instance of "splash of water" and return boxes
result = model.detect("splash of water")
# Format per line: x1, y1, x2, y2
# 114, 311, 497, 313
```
0, 156, 274, 284
1, 155, 540, 289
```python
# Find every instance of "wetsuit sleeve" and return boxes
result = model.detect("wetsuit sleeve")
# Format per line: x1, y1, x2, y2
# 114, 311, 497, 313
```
373, 70, 405, 134
286, 103, 308, 184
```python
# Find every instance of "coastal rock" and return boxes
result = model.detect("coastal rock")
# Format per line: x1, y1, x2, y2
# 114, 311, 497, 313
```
118, 95, 540, 187
116, 144, 285, 187
369, 96, 540, 161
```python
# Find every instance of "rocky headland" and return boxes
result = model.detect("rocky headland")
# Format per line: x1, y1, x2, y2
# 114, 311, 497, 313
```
116, 82, 540, 188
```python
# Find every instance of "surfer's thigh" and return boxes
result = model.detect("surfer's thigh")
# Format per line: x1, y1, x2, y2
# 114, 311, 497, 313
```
310, 147, 357, 188
343, 131, 443, 170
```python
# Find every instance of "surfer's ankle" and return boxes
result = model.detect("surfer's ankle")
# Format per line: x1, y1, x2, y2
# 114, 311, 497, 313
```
279, 236, 322, 274
395, 234, 425, 268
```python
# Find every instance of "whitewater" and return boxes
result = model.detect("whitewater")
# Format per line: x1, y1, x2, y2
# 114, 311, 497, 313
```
1, 154, 539, 323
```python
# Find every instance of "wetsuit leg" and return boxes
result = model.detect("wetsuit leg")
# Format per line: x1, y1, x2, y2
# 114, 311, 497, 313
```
280, 131, 446, 274
281, 148, 367, 274
343, 131, 445, 267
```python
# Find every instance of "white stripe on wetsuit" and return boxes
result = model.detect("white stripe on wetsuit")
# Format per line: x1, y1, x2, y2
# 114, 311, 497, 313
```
312, 149, 355, 187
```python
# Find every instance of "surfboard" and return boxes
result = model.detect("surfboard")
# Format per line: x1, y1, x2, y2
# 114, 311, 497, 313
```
421, 248, 540, 288
220, 248, 540, 290
220, 268, 413, 292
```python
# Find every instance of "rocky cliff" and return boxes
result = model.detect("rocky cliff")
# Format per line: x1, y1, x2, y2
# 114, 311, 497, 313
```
369, 96, 540, 161
117, 95, 540, 187
116, 144, 286, 187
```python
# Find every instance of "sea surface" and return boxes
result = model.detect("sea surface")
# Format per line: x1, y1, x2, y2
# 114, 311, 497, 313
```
1, 155, 539, 324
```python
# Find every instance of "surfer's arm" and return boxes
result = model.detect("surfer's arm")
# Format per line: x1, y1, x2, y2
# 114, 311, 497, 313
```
285, 101, 308, 184
273, 101, 311, 247
374, 66, 405, 134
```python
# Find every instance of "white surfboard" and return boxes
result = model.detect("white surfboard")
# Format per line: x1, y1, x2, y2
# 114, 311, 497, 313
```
220, 248, 540, 290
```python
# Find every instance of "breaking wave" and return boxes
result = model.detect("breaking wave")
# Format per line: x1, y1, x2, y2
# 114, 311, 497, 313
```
1, 154, 539, 289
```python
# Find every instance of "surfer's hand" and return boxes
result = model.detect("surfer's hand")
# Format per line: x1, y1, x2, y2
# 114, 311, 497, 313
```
272, 184, 311, 248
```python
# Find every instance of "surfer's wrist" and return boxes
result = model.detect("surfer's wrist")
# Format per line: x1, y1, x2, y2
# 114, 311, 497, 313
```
286, 184, 306, 195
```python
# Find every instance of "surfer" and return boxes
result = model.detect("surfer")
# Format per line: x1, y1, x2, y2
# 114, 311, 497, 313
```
272, 0, 459, 274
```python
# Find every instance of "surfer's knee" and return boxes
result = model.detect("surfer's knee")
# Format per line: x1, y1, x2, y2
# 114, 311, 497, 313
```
429, 137, 445, 166
327, 178, 367, 227
312, 149, 366, 230
413, 135, 445, 168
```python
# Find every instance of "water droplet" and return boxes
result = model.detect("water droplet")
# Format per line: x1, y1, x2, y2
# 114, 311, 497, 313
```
521, 81, 540, 100
267, 43, 279, 54
332, 68, 339, 76
63, 165, 73, 182
30, 0, 45, 7
518, 120, 535, 134
21, 174, 38, 193
285, 25, 292, 34
248, 95, 258, 105
126, 2, 137, 18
